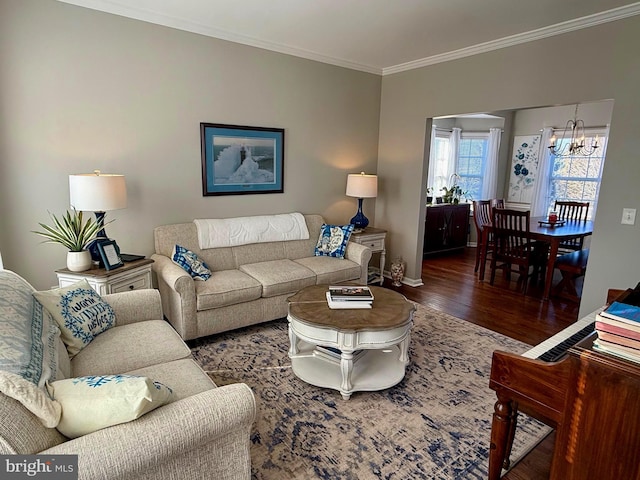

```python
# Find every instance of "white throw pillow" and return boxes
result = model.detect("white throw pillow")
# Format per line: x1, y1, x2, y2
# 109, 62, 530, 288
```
47, 375, 174, 438
34, 280, 116, 358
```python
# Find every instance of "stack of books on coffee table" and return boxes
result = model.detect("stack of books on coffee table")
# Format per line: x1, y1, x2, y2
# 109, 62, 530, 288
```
326, 286, 374, 309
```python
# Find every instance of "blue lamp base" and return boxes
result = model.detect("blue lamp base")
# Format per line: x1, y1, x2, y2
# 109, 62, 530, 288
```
87, 211, 108, 264
350, 198, 369, 230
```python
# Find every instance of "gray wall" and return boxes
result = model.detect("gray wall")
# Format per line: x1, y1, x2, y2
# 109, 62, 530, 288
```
0, 0, 381, 289
377, 16, 640, 317
1, 0, 637, 318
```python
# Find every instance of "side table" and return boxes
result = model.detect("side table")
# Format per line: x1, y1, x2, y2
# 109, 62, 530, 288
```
55, 258, 154, 295
350, 227, 387, 285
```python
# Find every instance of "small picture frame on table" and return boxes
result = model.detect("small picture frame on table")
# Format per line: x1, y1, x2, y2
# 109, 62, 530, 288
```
97, 239, 124, 271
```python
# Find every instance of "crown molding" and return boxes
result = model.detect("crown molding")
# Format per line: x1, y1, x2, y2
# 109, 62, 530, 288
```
383, 2, 640, 75
59, 1, 640, 77
56, 0, 383, 75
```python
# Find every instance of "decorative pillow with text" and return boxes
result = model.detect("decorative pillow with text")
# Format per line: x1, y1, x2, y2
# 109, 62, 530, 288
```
33, 280, 115, 358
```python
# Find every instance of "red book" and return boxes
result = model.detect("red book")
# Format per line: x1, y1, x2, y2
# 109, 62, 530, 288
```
596, 331, 640, 351
595, 320, 640, 341
596, 313, 640, 334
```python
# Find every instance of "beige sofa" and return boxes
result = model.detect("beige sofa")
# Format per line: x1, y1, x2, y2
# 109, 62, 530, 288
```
152, 214, 372, 341
0, 270, 256, 480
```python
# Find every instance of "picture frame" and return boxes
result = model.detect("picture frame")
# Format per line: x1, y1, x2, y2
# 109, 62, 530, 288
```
96, 239, 124, 271
200, 123, 284, 196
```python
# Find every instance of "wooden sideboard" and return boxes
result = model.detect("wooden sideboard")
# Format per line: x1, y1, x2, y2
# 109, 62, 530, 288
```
423, 203, 470, 255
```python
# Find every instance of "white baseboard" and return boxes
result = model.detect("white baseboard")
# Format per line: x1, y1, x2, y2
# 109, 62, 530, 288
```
383, 271, 424, 287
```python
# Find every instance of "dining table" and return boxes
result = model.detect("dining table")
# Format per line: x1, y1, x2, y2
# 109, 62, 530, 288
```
478, 216, 594, 301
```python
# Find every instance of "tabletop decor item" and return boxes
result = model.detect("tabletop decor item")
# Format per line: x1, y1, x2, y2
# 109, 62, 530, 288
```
69, 170, 127, 263
96, 239, 124, 271
346, 172, 378, 230
390, 257, 405, 287
32, 209, 108, 272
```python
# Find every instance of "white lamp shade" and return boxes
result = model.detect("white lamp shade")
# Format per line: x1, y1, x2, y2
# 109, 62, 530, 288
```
346, 173, 378, 198
69, 172, 127, 212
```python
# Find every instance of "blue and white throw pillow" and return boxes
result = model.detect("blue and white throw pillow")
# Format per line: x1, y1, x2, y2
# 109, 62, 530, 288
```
171, 244, 211, 281
34, 280, 116, 358
47, 374, 174, 438
314, 224, 354, 259
0, 270, 62, 427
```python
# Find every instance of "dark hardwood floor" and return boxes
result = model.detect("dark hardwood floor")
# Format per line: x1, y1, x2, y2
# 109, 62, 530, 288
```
386, 247, 591, 480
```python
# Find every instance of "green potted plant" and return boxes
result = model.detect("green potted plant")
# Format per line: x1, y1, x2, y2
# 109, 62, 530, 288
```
32, 209, 108, 272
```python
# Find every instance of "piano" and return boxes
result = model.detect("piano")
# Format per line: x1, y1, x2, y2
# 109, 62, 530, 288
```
489, 288, 640, 480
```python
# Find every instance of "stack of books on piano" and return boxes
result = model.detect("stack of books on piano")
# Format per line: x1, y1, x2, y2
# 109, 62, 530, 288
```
594, 301, 640, 363
325, 286, 374, 309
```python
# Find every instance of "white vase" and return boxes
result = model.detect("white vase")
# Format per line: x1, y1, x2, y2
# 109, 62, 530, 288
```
67, 251, 92, 272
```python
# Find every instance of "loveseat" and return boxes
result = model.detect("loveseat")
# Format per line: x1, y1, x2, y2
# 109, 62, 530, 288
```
151, 213, 372, 341
0, 269, 256, 480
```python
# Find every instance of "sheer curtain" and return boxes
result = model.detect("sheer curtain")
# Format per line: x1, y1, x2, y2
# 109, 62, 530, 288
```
426, 125, 438, 193
446, 128, 461, 186
530, 127, 553, 217
481, 127, 502, 199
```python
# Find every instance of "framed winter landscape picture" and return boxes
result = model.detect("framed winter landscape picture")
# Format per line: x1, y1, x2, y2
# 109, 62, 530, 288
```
200, 123, 284, 196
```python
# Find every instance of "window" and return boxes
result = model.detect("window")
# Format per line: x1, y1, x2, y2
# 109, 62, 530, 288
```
457, 134, 488, 201
429, 129, 489, 202
430, 132, 451, 195
547, 128, 608, 220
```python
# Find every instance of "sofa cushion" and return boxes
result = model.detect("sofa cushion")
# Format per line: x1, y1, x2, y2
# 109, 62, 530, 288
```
47, 375, 173, 438
71, 320, 191, 377
196, 270, 262, 311
34, 279, 115, 358
314, 224, 354, 258
171, 244, 212, 281
294, 256, 362, 285
128, 358, 216, 402
239, 259, 316, 297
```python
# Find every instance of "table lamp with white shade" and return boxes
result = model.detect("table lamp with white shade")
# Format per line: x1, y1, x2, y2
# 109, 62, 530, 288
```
346, 172, 378, 230
69, 170, 127, 263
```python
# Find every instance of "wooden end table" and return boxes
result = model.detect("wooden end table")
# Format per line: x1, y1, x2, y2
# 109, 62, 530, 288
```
287, 285, 415, 400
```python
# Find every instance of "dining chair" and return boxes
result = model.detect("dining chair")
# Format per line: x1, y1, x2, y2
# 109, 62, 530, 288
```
490, 198, 505, 210
472, 200, 492, 273
554, 200, 590, 252
489, 208, 540, 295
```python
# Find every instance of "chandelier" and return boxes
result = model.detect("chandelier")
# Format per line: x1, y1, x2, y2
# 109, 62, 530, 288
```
548, 104, 599, 157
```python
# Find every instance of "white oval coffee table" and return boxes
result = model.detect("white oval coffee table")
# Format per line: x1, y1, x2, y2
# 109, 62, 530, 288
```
287, 285, 415, 400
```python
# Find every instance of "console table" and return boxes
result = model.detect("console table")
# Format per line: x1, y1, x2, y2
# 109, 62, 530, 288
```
55, 258, 153, 295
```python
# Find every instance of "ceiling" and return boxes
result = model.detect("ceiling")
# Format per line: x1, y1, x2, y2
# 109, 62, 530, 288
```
58, 0, 640, 75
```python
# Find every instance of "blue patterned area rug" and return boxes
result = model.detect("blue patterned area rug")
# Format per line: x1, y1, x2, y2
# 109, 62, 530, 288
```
190, 303, 551, 479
